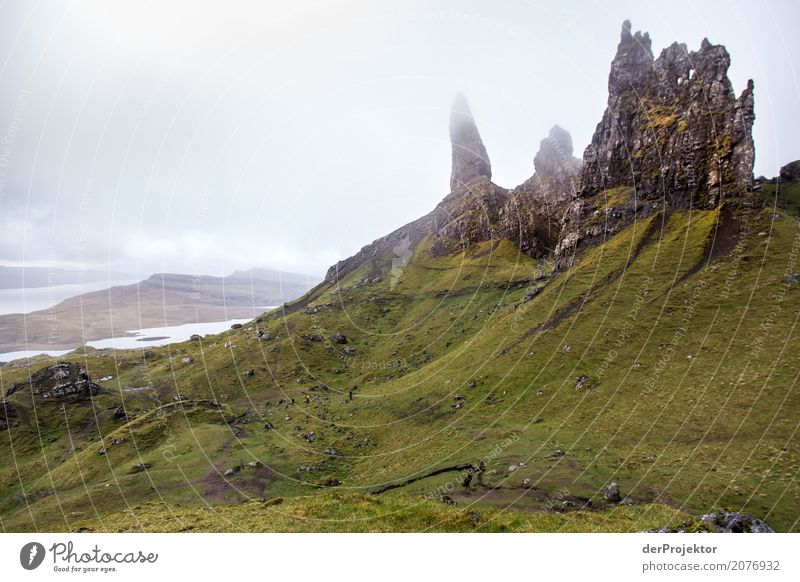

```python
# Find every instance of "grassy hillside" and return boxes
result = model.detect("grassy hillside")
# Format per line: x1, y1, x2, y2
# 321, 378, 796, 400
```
1, 201, 798, 532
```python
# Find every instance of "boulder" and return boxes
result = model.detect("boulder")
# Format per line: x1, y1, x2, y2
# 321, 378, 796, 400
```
700, 511, 774, 533
603, 482, 622, 503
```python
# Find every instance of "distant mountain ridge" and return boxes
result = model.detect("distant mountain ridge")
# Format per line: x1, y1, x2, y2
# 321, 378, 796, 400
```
0, 268, 318, 352
0, 266, 133, 289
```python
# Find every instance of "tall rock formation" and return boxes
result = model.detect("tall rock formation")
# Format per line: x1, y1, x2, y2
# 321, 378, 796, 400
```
500, 125, 581, 257
556, 20, 756, 267
325, 93, 507, 283
449, 93, 492, 191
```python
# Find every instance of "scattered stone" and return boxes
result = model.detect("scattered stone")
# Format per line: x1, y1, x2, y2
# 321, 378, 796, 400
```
575, 374, 592, 390
190, 334, 202, 341
248, 461, 263, 468
112, 404, 128, 421
98, 448, 107, 455
111, 438, 125, 446
230, 323, 243, 329
552, 449, 567, 458
523, 288, 542, 302
329, 333, 348, 344
322, 477, 341, 487
342, 347, 357, 356
244, 369, 255, 377
129, 463, 151, 473
434, 492, 458, 506
264, 422, 274, 430
223, 466, 242, 477
508, 464, 518, 472
182, 357, 193, 365
323, 447, 342, 458
563, 344, 572, 353
784, 272, 799, 285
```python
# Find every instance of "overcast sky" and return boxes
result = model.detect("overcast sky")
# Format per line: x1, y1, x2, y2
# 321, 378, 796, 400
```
0, 0, 797, 279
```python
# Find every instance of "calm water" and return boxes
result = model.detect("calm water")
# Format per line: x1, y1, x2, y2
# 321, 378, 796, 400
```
0, 315, 276, 363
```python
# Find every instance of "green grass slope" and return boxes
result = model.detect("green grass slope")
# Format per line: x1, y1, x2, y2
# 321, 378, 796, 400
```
1, 202, 798, 532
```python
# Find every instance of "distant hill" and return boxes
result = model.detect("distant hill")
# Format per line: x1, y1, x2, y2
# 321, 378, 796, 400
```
0, 268, 319, 352
0, 266, 133, 289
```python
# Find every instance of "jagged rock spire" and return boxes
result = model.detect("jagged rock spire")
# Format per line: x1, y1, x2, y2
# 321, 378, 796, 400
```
449, 93, 491, 191
609, 20, 654, 93
557, 19, 756, 269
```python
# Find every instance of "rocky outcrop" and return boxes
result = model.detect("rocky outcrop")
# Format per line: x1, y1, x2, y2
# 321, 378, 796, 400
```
779, 160, 800, 182
0, 400, 19, 430
4, 362, 101, 400
556, 20, 756, 268
450, 93, 492, 192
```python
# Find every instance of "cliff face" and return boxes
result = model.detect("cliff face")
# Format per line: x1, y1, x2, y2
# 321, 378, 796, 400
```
581, 20, 754, 202
556, 20, 755, 267
500, 125, 581, 256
